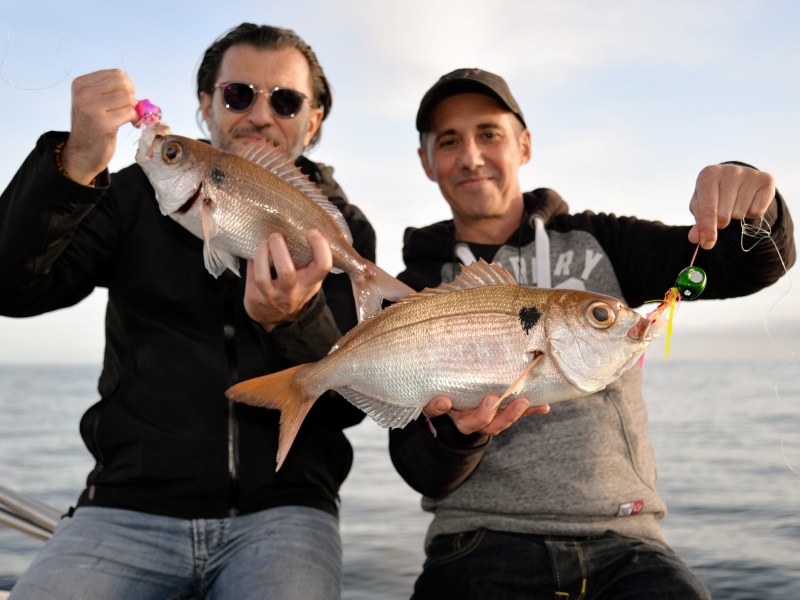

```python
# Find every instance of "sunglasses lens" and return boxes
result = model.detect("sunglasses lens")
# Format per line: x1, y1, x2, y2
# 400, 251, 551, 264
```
270, 88, 305, 118
222, 83, 255, 112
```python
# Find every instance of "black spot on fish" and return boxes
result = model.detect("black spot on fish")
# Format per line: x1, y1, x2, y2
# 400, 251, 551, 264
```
210, 167, 225, 185
519, 306, 542, 335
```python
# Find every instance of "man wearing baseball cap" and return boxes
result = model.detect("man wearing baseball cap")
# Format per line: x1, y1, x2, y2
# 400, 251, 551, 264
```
390, 68, 794, 599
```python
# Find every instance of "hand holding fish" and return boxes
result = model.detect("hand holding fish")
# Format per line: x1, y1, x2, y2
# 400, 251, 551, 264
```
688, 163, 775, 250
423, 394, 550, 436
63, 69, 138, 186
245, 230, 333, 331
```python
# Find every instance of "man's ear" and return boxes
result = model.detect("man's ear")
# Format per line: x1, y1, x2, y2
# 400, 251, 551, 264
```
418, 146, 436, 182
302, 107, 325, 148
199, 92, 213, 130
519, 128, 532, 166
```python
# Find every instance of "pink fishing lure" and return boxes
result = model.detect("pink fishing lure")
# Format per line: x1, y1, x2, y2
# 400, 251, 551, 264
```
135, 99, 161, 127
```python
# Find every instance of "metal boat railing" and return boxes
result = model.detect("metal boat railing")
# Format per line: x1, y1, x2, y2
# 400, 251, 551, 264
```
0, 484, 61, 542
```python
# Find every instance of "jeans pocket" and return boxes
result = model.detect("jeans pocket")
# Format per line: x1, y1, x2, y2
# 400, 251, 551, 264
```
424, 529, 487, 568
603, 529, 671, 552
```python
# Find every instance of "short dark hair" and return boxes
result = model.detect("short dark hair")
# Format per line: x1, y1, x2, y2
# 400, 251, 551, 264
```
196, 23, 332, 149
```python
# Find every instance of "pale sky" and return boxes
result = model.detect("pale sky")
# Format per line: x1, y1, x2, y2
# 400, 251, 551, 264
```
0, 0, 797, 364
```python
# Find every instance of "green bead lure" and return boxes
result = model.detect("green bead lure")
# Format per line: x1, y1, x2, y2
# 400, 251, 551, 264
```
675, 265, 707, 299
645, 245, 706, 358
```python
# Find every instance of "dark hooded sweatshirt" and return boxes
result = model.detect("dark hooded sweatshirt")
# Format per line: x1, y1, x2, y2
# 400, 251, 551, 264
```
0, 132, 374, 519
390, 183, 794, 546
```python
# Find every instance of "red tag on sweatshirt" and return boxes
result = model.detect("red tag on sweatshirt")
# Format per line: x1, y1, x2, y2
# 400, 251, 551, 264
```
617, 501, 644, 516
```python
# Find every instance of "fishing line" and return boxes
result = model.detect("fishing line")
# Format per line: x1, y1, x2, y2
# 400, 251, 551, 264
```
740, 217, 795, 357
740, 216, 799, 474
0, 15, 129, 97
0, 18, 158, 151
780, 439, 800, 476
0, 15, 75, 91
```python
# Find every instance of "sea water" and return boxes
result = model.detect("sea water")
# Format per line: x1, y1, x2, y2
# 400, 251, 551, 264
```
0, 360, 798, 599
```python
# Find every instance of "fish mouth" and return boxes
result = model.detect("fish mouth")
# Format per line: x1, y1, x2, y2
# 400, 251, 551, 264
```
176, 183, 203, 215
627, 314, 665, 342
136, 122, 172, 162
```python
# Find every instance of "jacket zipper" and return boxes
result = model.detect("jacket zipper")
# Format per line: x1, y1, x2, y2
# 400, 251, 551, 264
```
87, 402, 107, 501
223, 273, 241, 516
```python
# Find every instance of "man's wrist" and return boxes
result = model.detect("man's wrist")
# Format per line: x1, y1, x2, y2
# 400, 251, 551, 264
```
54, 141, 98, 188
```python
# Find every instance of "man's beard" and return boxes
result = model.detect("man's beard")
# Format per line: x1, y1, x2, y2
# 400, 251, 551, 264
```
208, 121, 300, 160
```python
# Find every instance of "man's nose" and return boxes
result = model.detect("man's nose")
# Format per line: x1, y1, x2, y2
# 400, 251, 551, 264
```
458, 138, 483, 170
246, 92, 277, 126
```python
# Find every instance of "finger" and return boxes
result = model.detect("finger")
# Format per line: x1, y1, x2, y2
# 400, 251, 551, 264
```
74, 69, 130, 90
687, 190, 701, 246
267, 234, 298, 289
690, 166, 722, 250
250, 239, 275, 293
480, 398, 531, 436
736, 170, 776, 220
748, 178, 776, 218
524, 403, 550, 415
305, 229, 333, 280
450, 394, 502, 435
422, 396, 452, 418
715, 167, 738, 230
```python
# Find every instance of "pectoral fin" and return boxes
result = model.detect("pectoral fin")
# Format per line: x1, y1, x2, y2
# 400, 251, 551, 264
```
499, 352, 544, 402
201, 198, 240, 278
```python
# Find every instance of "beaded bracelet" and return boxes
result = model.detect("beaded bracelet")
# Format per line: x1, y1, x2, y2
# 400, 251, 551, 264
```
54, 141, 97, 188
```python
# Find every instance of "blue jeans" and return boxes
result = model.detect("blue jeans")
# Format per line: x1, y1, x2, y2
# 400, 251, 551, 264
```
9, 505, 341, 600
412, 529, 711, 600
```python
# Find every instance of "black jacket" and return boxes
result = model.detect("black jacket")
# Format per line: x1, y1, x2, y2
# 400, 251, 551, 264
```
0, 132, 374, 519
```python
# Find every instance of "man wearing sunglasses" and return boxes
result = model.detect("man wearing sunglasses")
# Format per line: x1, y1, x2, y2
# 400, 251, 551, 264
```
0, 23, 375, 600
389, 68, 795, 599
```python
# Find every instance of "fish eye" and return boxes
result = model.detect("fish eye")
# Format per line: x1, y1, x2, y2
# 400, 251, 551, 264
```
162, 142, 182, 164
586, 301, 616, 329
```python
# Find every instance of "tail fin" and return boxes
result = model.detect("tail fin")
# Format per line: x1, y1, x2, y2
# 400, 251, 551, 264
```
226, 365, 316, 471
352, 261, 414, 322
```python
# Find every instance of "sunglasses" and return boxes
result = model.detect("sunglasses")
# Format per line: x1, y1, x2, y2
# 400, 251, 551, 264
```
217, 82, 312, 118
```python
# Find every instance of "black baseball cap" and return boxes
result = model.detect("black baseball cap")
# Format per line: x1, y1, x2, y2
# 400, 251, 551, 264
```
416, 68, 526, 133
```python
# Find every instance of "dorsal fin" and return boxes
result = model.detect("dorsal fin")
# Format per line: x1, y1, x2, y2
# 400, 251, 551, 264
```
238, 139, 352, 243
378, 259, 513, 315
401, 259, 516, 303
438, 259, 516, 290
